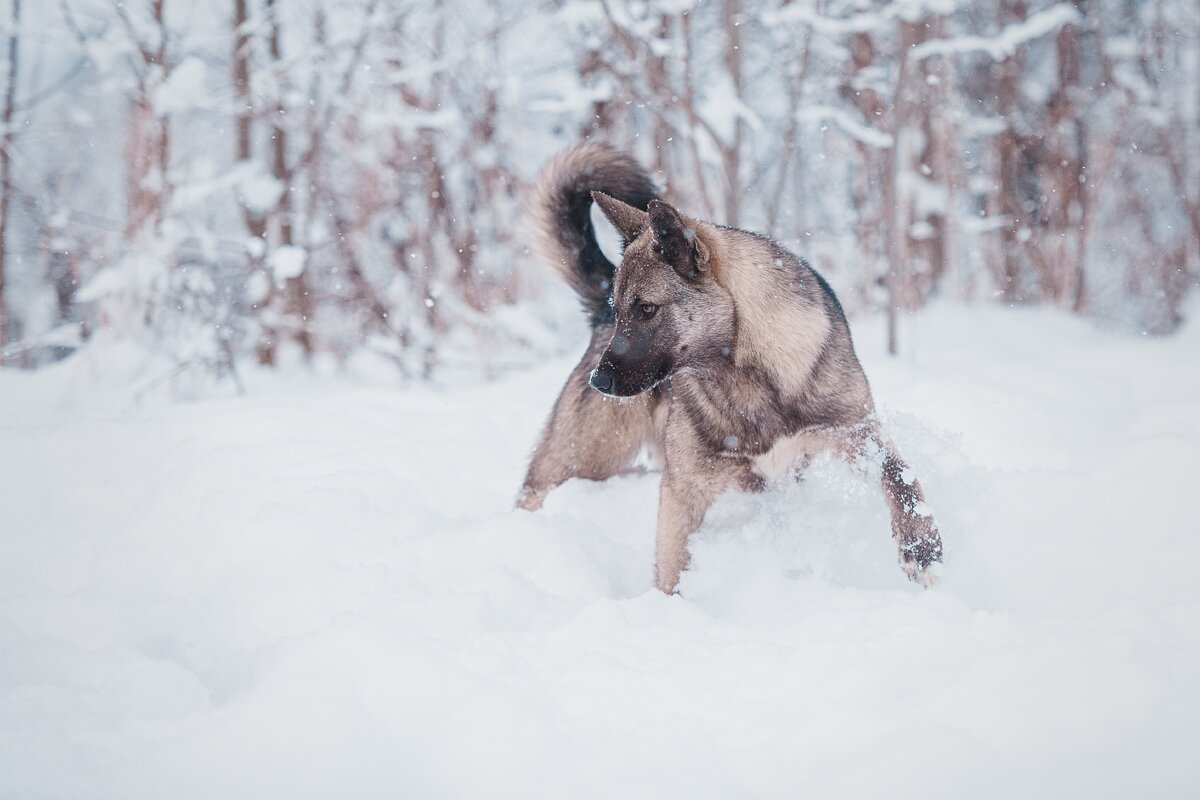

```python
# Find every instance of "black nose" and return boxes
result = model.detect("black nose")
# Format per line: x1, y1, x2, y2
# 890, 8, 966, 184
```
589, 368, 614, 394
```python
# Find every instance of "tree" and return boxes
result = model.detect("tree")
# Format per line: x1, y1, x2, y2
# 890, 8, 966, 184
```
0, 0, 19, 363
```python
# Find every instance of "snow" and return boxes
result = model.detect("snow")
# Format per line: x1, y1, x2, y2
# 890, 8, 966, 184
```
799, 105, 895, 149
362, 107, 461, 134
2, 305, 1200, 798
909, 4, 1082, 63
153, 57, 211, 116
762, 4, 893, 35
268, 246, 307, 282
766, 0, 1080, 64
526, 78, 612, 117
698, 73, 763, 147
245, 269, 271, 304
236, 167, 285, 216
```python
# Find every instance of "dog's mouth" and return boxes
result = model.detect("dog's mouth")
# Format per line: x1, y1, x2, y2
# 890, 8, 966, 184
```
588, 363, 670, 397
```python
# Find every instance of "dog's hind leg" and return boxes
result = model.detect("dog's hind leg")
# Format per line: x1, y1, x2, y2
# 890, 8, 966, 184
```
848, 424, 943, 585
517, 337, 652, 511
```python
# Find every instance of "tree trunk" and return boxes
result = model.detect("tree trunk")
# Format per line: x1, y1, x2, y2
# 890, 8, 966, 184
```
233, 0, 265, 239
721, 0, 743, 226
679, 8, 715, 220
841, 32, 894, 353
256, 0, 312, 364
0, 0, 20, 363
1034, 3, 1088, 310
992, 0, 1031, 303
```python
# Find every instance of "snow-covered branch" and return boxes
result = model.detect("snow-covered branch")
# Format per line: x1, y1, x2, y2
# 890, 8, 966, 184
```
908, 4, 1082, 62
798, 105, 894, 149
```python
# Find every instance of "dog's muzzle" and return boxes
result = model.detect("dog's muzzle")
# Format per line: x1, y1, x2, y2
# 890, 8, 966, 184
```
589, 367, 615, 395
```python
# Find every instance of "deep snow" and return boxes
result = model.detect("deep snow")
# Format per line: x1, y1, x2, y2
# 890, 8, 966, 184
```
2, 305, 1199, 799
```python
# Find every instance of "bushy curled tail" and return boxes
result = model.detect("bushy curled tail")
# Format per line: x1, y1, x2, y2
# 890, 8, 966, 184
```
527, 143, 657, 327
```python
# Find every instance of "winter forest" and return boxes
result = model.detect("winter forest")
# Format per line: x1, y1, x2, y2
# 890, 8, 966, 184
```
4, 2, 1200, 798
0, 0, 1197, 379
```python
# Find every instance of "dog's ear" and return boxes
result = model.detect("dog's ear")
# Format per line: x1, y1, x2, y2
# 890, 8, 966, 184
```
591, 191, 647, 243
648, 199, 711, 280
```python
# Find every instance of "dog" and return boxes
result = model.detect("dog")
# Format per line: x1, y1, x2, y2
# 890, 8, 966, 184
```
517, 142, 942, 593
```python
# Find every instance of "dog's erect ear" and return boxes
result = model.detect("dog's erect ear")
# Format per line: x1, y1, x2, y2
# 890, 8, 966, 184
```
591, 191, 648, 243
648, 199, 711, 280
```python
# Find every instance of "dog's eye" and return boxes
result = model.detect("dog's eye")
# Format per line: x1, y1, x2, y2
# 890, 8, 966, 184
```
638, 303, 659, 320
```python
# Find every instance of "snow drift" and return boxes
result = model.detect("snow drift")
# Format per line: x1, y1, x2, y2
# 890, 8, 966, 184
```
1, 305, 1198, 799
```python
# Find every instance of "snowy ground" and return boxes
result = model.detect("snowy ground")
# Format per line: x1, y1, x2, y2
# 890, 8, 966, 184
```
2, 305, 1199, 799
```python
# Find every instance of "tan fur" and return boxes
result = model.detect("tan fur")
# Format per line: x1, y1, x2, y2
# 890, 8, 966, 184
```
704, 225, 834, 399
518, 143, 943, 593
517, 331, 657, 512
751, 428, 833, 483
654, 401, 765, 592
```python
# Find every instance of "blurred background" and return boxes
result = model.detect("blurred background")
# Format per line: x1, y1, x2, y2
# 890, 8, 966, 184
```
0, 0, 1196, 384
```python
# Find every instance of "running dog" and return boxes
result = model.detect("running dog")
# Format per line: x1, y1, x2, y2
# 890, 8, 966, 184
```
517, 143, 942, 593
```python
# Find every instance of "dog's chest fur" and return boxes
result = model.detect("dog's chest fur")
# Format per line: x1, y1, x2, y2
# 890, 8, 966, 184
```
675, 370, 794, 455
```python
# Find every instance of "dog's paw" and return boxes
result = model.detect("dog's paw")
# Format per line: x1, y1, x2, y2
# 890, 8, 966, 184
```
902, 558, 942, 589
515, 487, 545, 512
896, 515, 943, 588
655, 565, 683, 595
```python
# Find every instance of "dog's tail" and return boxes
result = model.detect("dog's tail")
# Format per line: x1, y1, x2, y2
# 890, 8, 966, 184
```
527, 143, 657, 326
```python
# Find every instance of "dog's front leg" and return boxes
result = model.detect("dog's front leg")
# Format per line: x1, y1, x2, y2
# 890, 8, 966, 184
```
518, 331, 652, 511
654, 426, 756, 593
654, 474, 706, 594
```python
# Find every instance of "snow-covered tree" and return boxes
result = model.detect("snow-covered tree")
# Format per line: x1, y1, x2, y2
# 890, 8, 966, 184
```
0, 0, 1195, 378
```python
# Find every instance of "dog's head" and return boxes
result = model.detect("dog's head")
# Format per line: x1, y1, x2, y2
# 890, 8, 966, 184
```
587, 192, 735, 397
